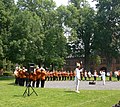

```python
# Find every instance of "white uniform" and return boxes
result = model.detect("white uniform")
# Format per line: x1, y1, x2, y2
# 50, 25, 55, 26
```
101, 71, 106, 85
75, 68, 83, 93
88, 71, 91, 77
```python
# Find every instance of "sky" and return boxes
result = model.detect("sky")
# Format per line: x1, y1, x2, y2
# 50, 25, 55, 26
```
53, 0, 96, 8
15, 0, 96, 8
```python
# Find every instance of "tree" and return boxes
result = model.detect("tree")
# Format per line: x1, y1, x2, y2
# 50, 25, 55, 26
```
94, 0, 120, 71
0, 0, 16, 69
8, 9, 44, 65
65, 0, 96, 70
15, 0, 68, 69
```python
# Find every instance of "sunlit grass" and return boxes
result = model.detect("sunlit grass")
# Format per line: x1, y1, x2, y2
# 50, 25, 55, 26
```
0, 77, 119, 107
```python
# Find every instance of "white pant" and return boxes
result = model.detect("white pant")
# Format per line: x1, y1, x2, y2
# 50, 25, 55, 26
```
75, 77, 80, 91
103, 79, 105, 85
102, 77, 105, 85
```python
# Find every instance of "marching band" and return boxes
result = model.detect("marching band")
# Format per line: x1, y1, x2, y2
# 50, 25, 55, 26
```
14, 65, 120, 88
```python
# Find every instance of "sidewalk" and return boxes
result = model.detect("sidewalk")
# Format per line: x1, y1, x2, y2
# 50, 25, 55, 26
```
45, 81, 120, 90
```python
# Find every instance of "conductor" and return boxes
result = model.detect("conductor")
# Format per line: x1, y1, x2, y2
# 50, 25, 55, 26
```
75, 62, 83, 93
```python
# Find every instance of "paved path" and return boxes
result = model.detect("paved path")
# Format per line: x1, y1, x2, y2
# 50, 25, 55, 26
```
45, 81, 120, 90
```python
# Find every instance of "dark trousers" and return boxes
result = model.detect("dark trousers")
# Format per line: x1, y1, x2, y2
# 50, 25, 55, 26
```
32, 81, 35, 87
15, 77, 19, 85
59, 77, 61, 81
70, 76, 73, 80
84, 77, 87, 81
117, 76, 119, 81
36, 79, 40, 87
41, 80, 45, 88
109, 77, 112, 81
53, 76, 56, 81
19, 78, 24, 86
25, 78, 29, 86
50, 77, 53, 81
94, 76, 96, 81
47, 77, 50, 81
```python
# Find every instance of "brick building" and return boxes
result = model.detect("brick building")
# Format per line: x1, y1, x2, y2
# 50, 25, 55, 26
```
63, 57, 120, 72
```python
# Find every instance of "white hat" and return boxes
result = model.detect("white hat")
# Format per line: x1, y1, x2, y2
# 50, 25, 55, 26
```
36, 65, 39, 69
40, 67, 45, 71
15, 67, 19, 70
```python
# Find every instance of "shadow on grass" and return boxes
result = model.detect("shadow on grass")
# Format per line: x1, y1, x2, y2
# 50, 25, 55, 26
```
0, 76, 14, 80
8, 82, 15, 85
64, 90, 76, 93
13, 95, 24, 97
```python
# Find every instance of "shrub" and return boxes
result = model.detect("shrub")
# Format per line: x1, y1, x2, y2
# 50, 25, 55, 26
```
3, 72, 13, 76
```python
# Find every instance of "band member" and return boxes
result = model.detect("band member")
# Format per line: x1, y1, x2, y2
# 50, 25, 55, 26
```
115, 71, 120, 81
25, 71, 29, 86
62, 71, 66, 81
40, 67, 46, 88
22, 67, 27, 86
35, 67, 41, 87
88, 71, 92, 80
93, 70, 98, 81
58, 71, 62, 81
100, 70, 106, 85
80, 71, 84, 81
29, 72, 33, 86
73, 71, 76, 80
66, 71, 69, 80
46, 70, 50, 81
50, 71, 53, 81
53, 70, 56, 81
19, 69, 25, 86
32, 71, 37, 87
84, 70, 88, 81
69, 71, 73, 80
14, 67, 20, 85
109, 71, 112, 81
55, 70, 58, 81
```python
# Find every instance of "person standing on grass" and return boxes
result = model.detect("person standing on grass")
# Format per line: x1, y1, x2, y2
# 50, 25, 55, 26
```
84, 70, 88, 81
75, 62, 83, 93
114, 71, 119, 81
14, 67, 20, 85
101, 70, 106, 85
69, 71, 73, 80
116, 71, 120, 81
93, 70, 98, 81
35, 66, 41, 88
40, 67, 46, 88
109, 71, 112, 81
88, 71, 92, 80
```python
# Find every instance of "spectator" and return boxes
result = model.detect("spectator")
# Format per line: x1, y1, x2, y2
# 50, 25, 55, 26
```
88, 71, 92, 80
93, 70, 98, 81
84, 70, 88, 81
100, 70, 106, 85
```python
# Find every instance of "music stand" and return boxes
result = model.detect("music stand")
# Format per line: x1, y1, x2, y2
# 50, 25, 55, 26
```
23, 63, 38, 97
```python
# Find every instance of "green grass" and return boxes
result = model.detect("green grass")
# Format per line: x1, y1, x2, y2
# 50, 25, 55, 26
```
0, 77, 120, 107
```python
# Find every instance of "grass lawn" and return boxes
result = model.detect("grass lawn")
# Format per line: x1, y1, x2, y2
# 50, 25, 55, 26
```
0, 77, 120, 107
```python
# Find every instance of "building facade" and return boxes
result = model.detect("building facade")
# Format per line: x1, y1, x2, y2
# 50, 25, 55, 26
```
63, 57, 120, 72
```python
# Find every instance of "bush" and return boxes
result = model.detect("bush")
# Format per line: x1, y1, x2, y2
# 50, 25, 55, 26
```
3, 72, 13, 76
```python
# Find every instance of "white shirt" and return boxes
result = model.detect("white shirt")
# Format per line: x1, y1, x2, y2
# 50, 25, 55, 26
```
101, 71, 105, 80
94, 71, 97, 76
88, 71, 91, 77
75, 68, 83, 79
14, 70, 18, 76
84, 71, 87, 77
